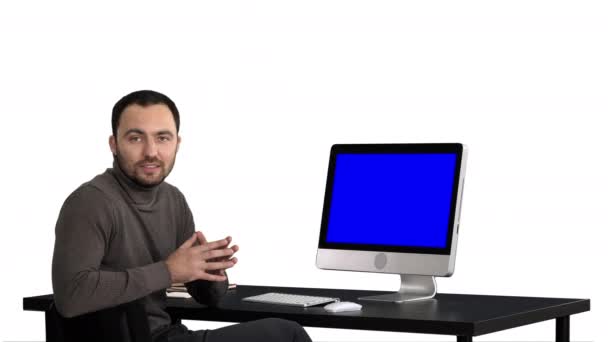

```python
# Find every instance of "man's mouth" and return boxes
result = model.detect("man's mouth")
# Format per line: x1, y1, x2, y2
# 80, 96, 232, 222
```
139, 162, 162, 173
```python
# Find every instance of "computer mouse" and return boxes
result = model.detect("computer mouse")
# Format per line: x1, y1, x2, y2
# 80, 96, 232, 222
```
323, 301, 362, 312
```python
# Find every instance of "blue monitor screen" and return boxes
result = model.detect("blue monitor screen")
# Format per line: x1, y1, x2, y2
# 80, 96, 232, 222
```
326, 153, 457, 248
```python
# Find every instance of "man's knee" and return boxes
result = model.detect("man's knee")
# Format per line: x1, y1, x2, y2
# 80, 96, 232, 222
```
259, 318, 310, 341
205, 318, 312, 342
260, 317, 299, 331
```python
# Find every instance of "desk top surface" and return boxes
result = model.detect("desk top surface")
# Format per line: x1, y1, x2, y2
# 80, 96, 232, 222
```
24, 284, 590, 337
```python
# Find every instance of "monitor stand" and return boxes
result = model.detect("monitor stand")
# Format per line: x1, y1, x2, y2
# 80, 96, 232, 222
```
359, 274, 437, 303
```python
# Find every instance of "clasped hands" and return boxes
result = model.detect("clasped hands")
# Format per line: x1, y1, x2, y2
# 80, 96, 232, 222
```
166, 231, 239, 283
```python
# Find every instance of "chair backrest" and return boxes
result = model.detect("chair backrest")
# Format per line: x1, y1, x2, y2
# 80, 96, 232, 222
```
49, 300, 152, 342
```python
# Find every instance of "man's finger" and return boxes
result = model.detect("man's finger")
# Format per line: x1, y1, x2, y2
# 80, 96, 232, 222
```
207, 245, 239, 263
178, 233, 197, 250
196, 231, 207, 245
202, 248, 234, 261
197, 238, 231, 252
205, 260, 237, 271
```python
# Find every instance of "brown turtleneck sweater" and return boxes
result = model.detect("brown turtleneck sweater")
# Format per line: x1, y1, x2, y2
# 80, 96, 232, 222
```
51, 161, 227, 332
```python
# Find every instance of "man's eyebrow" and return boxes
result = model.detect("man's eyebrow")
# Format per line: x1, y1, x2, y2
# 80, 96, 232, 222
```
123, 128, 145, 137
156, 130, 175, 137
122, 129, 175, 137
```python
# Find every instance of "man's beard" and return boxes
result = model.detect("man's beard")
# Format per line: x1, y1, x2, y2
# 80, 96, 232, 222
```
114, 150, 176, 188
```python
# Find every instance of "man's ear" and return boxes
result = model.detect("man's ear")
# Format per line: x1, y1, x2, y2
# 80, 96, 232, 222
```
109, 135, 117, 156
176, 135, 182, 153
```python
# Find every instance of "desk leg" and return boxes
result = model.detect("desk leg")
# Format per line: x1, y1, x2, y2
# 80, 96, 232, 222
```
556, 315, 570, 342
457, 336, 472, 342
44, 310, 60, 342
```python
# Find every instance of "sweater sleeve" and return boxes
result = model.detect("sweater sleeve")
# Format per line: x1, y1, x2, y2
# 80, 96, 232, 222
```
51, 187, 172, 318
177, 191, 228, 306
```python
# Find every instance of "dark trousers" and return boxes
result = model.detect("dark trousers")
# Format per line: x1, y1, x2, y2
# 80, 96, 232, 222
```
154, 318, 312, 342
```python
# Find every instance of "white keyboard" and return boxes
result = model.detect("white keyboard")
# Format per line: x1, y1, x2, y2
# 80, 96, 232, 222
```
242, 292, 339, 307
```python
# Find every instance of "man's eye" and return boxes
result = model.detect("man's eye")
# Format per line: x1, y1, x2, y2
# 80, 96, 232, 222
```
159, 136, 171, 142
129, 136, 142, 142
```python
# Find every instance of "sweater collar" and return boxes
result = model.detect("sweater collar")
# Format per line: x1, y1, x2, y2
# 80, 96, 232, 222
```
110, 159, 161, 207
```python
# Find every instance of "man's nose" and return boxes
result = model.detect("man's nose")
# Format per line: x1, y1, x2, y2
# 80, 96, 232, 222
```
143, 140, 159, 158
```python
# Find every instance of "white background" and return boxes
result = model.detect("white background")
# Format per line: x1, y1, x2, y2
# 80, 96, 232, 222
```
0, 1, 605, 341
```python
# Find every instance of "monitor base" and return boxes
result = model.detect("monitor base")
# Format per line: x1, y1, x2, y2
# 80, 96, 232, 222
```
359, 274, 437, 303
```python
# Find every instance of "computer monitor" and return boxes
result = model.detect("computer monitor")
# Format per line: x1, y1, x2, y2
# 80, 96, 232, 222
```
316, 143, 467, 303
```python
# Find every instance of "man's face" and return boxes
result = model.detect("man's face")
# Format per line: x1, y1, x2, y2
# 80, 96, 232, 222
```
109, 104, 181, 187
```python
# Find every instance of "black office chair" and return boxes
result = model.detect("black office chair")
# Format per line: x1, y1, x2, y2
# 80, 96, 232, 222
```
48, 300, 152, 342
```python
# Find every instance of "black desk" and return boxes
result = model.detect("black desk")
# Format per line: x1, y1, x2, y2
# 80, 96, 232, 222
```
24, 285, 590, 342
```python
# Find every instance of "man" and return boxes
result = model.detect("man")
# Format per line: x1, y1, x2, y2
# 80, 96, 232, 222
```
52, 90, 312, 342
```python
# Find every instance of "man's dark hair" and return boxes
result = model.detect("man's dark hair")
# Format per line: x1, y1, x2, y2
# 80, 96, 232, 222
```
112, 90, 180, 137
